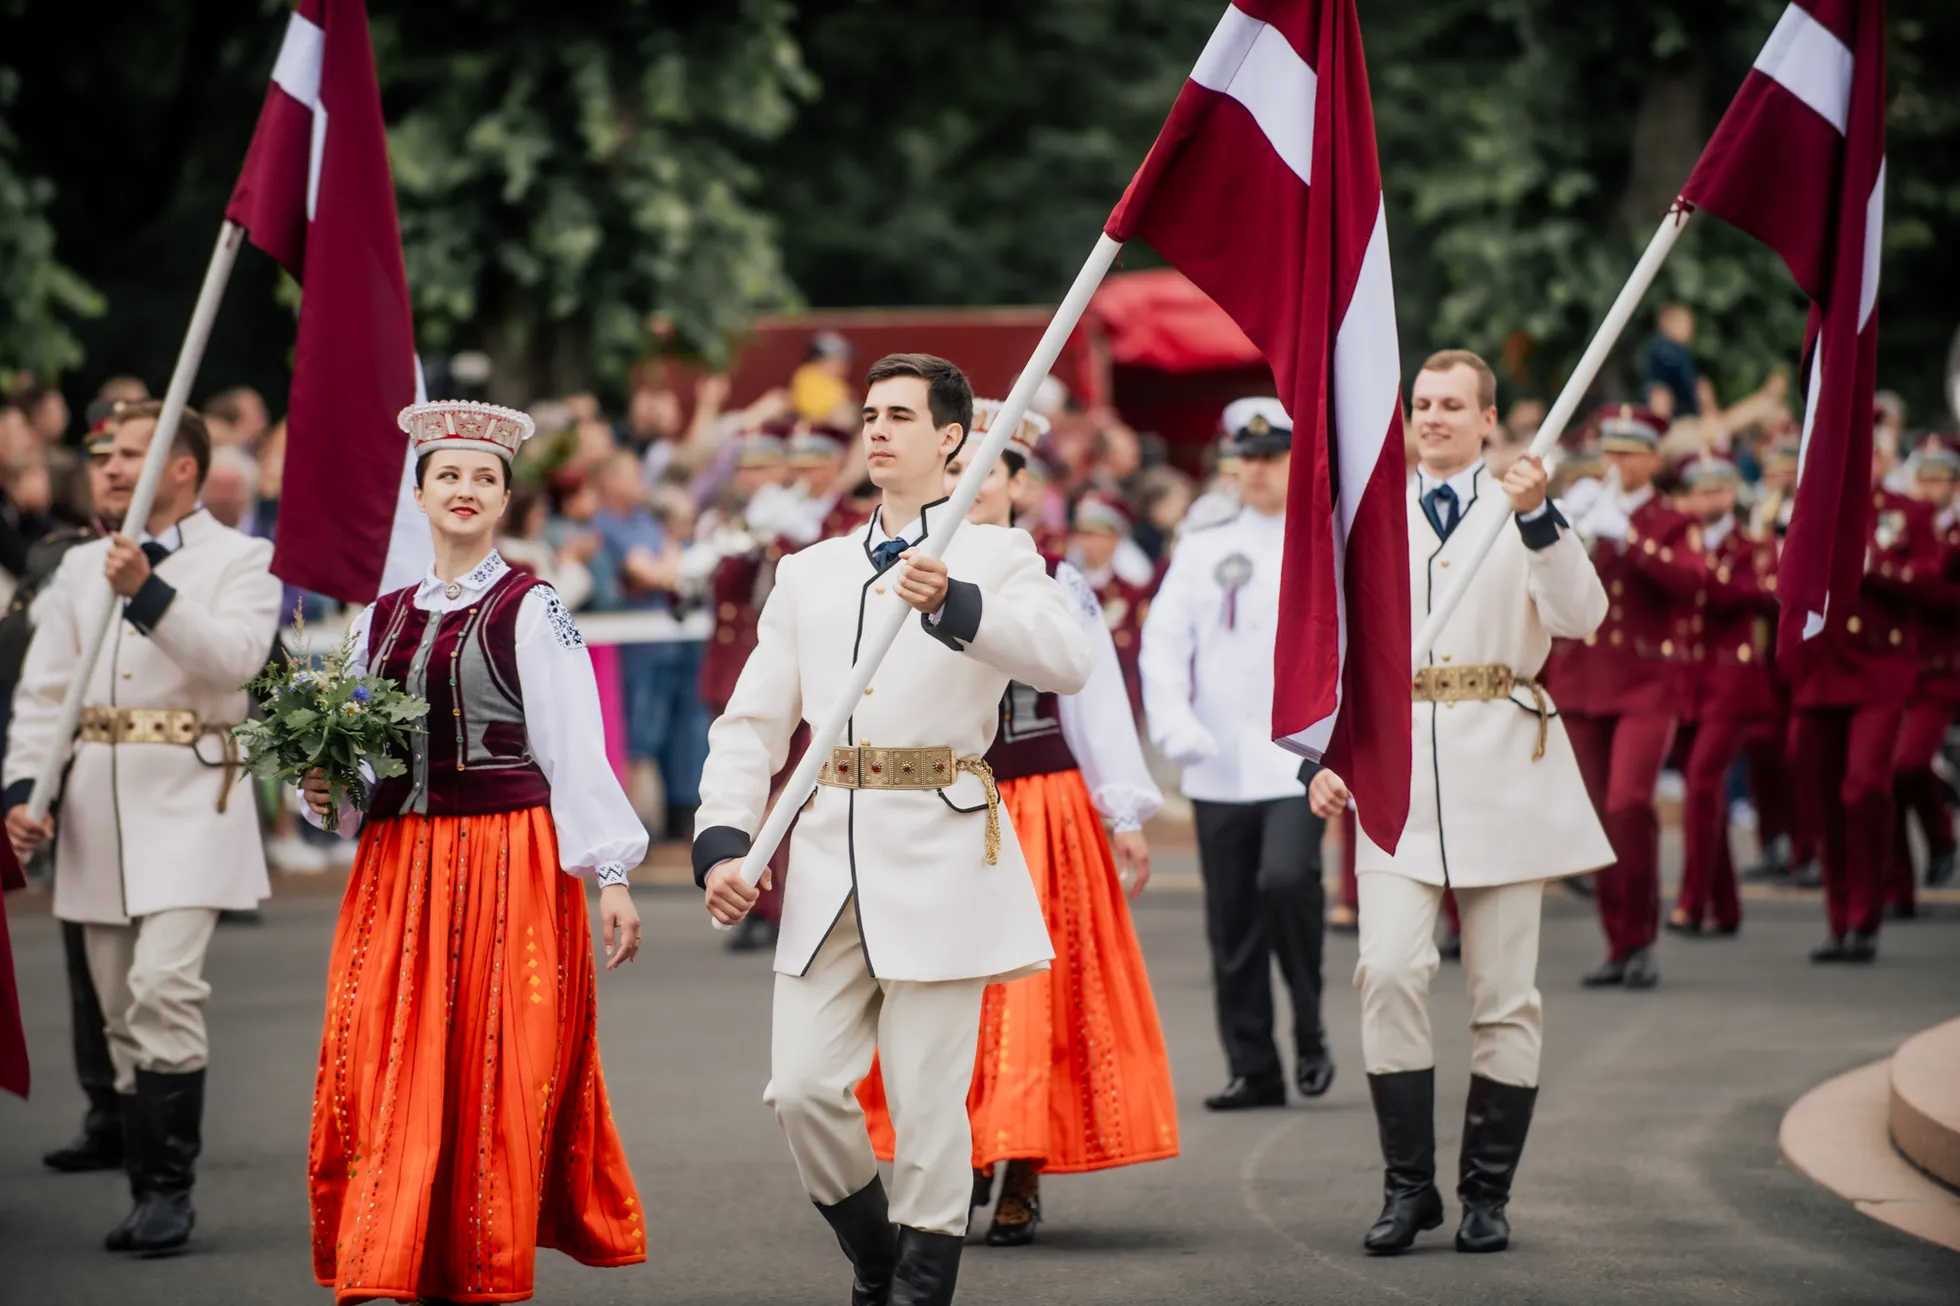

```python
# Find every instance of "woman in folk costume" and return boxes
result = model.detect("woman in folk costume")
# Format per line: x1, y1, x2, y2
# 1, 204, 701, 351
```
858, 401, 1179, 1246
301, 400, 648, 1304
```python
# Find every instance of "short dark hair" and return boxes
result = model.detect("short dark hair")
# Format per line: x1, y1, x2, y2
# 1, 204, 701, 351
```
111, 400, 211, 487
1419, 349, 1497, 412
415, 450, 510, 489
864, 353, 973, 453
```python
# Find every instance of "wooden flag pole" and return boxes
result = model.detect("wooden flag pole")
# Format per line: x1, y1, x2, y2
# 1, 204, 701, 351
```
24, 221, 246, 823
1410, 207, 1693, 666
713, 232, 1124, 926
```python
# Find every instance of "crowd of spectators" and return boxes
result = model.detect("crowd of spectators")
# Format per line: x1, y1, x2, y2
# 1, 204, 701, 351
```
2, 304, 1951, 872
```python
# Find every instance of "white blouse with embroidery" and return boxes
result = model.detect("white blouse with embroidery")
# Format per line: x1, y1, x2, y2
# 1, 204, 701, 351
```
1052, 561, 1163, 833
304, 552, 648, 884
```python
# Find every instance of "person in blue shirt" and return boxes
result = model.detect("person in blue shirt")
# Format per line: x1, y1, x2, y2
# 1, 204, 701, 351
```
1640, 303, 1700, 419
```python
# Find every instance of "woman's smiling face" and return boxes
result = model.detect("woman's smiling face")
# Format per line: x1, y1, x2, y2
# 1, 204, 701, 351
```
415, 449, 509, 541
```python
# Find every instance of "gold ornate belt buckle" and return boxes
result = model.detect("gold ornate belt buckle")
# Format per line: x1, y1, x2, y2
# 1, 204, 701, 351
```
80, 706, 201, 745
819, 745, 957, 791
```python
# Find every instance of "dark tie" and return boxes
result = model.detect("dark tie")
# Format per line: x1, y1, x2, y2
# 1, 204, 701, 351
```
140, 540, 171, 567
870, 538, 909, 574
1423, 484, 1459, 540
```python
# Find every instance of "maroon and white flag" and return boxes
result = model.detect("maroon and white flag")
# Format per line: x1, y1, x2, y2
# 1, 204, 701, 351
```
1680, 0, 1886, 659
1107, 0, 1412, 850
226, 0, 428, 604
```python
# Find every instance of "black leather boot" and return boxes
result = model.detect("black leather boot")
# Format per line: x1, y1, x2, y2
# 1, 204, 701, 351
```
103, 1093, 146, 1251
1204, 1071, 1286, 1111
814, 1177, 899, 1306
1455, 1075, 1537, 1253
888, 1226, 963, 1306
43, 1088, 124, 1172
1363, 1069, 1444, 1255
106, 1068, 202, 1253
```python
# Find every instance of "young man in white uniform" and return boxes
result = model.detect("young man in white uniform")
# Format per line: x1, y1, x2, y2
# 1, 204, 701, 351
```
695, 354, 1091, 1305
1308, 351, 1611, 1255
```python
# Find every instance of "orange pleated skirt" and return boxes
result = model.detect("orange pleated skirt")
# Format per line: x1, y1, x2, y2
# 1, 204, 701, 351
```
857, 769, 1179, 1174
309, 808, 644, 1304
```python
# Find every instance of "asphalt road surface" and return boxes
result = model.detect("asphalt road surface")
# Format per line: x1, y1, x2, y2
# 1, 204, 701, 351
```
3, 864, 1956, 1306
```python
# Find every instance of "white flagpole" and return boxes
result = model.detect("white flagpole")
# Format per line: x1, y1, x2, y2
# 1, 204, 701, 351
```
24, 221, 246, 822
715, 232, 1124, 922
1410, 207, 1693, 666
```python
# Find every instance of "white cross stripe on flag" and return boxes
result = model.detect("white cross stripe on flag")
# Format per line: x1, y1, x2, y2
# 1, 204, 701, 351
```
1753, 3, 1854, 133
1189, 6, 1317, 185
1859, 158, 1884, 331
270, 10, 328, 221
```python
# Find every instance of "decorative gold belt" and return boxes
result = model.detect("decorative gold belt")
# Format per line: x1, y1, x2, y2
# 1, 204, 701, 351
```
1411, 665, 1551, 762
817, 745, 1003, 864
80, 707, 242, 812
82, 706, 202, 745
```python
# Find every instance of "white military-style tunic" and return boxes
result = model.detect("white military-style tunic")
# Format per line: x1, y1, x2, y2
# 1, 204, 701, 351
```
5, 510, 280, 924
1138, 506, 1304, 804
1356, 464, 1615, 887
696, 504, 1093, 983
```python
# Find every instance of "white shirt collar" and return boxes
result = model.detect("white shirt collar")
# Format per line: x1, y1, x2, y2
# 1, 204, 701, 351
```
137, 509, 199, 551
870, 506, 929, 548
1701, 515, 1734, 550
415, 550, 509, 608
1417, 460, 1482, 506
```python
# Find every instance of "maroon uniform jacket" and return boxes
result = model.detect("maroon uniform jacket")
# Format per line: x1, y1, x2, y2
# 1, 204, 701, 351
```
1792, 490, 1943, 710
1545, 494, 1705, 718
1915, 510, 1960, 704
1684, 521, 1779, 724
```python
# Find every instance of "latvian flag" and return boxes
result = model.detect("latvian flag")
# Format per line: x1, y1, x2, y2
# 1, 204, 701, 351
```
1107, 0, 1412, 851
1680, 0, 1886, 659
226, 0, 430, 603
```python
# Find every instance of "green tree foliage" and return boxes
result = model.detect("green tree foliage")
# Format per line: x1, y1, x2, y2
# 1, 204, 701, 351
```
0, 55, 102, 377
376, 0, 815, 394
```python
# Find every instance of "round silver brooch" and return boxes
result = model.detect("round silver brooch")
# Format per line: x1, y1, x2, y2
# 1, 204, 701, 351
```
444, 581, 463, 601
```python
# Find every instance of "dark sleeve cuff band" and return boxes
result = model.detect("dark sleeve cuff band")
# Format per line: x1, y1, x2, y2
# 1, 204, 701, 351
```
692, 824, 753, 889
923, 577, 982, 650
2, 779, 32, 811
1516, 502, 1569, 551
124, 575, 178, 633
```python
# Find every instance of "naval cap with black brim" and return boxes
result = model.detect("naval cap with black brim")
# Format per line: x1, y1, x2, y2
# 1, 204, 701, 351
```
1221, 396, 1292, 456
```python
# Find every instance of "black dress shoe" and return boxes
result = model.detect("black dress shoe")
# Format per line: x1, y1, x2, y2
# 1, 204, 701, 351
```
1711, 921, 1741, 937
1579, 957, 1626, 987
815, 1177, 898, 1306
1622, 947, 1659, 989
1811, 934, 1850, 963
1664, 914, 1702, 937
1790, 859, 1823, 888
1204, 1073, 1286, 1111
1363, 1069, 1444, 1255
1843, 930, 1878, 962
985, 1166, 1041, 1248
43, 1122, 123, 1173
1741, 836, 1792, 883
1296, 1050, 1336, 1099
1928, 849, 1956, 887
1885, 901, 1917, 921
1455, 1075, 1537, 1253
889, 1225, 963, 1306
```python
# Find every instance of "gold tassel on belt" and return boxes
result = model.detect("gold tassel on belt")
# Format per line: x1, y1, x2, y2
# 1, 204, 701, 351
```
956, 756, 1002, 866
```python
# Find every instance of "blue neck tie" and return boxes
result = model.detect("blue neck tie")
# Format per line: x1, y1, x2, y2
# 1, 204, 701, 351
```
140, 540, 171, 567
1423, 484, 1459, 541
870, 537, 908, 574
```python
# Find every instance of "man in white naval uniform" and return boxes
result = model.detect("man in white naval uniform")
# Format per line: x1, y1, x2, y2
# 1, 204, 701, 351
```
695, 354, 1091, 1306
1308, 350, 1611, 1256
1139, 397, 1334, 1111
6, 402, 279, 1253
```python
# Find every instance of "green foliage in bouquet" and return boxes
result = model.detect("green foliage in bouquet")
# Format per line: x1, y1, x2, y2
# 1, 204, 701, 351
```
232, 617, 429, 834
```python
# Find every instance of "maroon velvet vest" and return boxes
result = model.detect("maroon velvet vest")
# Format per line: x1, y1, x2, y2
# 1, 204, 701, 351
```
366, 568, 552, 819
985, 556, 1081, 783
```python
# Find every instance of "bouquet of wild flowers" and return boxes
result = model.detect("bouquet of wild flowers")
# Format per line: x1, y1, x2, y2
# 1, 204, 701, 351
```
232, 614, 429, 833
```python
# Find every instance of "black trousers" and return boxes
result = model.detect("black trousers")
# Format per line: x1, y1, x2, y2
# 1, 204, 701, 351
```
62, 919, 120, 1130
1192, 796, 1327, 1080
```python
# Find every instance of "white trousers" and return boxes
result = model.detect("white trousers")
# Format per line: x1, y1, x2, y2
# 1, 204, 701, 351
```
1354, 874, 1544, 1088
83, 908, 221, 1094
766, 908, 987, 1236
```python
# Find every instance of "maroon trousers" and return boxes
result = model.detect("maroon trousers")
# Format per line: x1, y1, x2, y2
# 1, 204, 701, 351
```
1676, 715, 1755, 931
1890, 697, 1957, 911
1793, 703, 1904, 939
1566, 711, 1677, 961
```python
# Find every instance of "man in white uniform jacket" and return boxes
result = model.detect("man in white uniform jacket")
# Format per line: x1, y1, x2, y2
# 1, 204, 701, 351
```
1309, 351, 1611, 1257
6, 402, 279, 1253
695, 354, 1091, 1306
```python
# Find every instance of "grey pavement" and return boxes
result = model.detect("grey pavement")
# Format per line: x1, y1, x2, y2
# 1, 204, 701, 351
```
2, 859, 1957, 1306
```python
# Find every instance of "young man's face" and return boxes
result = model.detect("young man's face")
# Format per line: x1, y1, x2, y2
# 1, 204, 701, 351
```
1238, 450, 1291, 515
1071, 528, 1119, 570
1694, 484, 1737, 524
1604, 448, 1659, 492
863, 376, 961, 494
1408, 364, 1493, 475
1913, 473, 1957, 511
